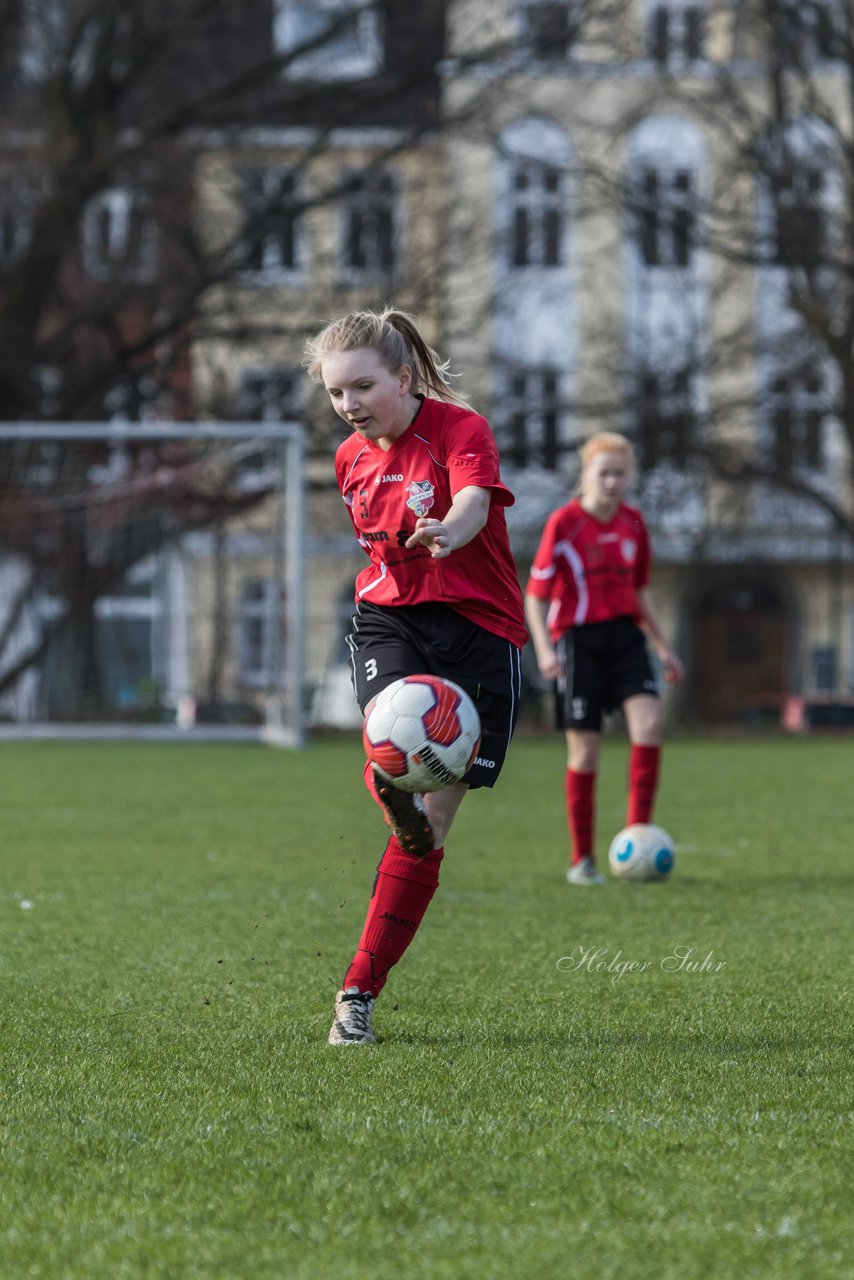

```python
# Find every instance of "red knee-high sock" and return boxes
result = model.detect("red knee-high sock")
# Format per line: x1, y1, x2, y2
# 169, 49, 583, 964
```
342, 835, 444, 998
627, 744, 661, 824
566, 769, 595, 865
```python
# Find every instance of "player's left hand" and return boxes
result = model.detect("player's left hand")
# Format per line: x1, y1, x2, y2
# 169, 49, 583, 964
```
405, 518, 452, 559
661, 650, 685, 685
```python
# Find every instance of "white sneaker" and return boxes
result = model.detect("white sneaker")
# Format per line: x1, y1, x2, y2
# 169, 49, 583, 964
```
567, 857, 606, 886
328, 987, 376, 1045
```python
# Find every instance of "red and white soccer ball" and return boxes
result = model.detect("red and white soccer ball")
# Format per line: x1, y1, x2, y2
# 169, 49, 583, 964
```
363, 675, 481, 793
608, 823, 676, 882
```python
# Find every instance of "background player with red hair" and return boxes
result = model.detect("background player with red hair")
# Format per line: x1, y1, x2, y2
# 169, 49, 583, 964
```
525, 432, 684, 884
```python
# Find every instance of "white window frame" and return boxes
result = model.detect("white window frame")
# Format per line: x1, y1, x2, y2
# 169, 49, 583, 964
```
497, 365, 571, 471
0, 174, 42, 268
631, 163, 697, 269
238, 166, 304, 285
626, 117, 705, 275
755, 121, 844, 270
18, 0, 66, 82
237, 577, 279, 688
338, 168, 398, 281
633, 366, 697, 471
273, 0, 382, 80
82, 186, 158, 283
645, 1, 706, 68
515, 1, 579, 62
238, 366, 299, 423
235, 367, 300, 492
763, 362, 829, 478
508, 158, 567, 269
496, 117, 573, 274
774, 0, 841, 65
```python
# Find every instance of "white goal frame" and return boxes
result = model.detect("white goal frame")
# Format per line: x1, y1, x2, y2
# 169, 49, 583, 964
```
0, 421, 305, 747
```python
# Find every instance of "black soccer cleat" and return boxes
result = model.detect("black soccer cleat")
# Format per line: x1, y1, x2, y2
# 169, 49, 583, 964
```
372, 766, 435, 858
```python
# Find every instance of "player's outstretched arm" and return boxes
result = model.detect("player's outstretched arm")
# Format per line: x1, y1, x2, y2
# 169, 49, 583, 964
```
404, 485, 490, 559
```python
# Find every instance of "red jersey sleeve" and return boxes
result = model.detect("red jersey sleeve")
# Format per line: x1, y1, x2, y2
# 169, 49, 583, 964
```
525, 507, 562, 599
443, 410, 515, 508
335, 449, 372, 559
633, 510, 652, 588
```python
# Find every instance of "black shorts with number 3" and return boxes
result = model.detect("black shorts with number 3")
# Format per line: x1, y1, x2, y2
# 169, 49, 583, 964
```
555, 615, 659, 732
347, 600, 522, 789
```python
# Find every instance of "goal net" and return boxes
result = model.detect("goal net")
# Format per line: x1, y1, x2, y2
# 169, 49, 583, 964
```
0, 422, 305, 745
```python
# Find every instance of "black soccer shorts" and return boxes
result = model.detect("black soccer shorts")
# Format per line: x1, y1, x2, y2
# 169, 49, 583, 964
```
347, 600, 522, 788
555, 615, 659, 732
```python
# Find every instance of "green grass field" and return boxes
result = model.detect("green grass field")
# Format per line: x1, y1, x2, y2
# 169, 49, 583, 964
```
1, 734, 851, 1279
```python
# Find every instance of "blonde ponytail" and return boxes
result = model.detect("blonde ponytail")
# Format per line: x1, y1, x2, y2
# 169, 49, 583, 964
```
304, 307, 472, 408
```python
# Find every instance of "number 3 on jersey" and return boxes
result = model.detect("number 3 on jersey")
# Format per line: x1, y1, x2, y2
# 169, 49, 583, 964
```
364, 658, 378, 681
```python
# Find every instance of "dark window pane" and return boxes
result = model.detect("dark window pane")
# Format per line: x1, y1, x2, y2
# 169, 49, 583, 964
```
773, 405, 793, 473
685, 7, 704, 58
527, 4, 574, 59
542, 410, 558, 469
804, 409, 822, 467
347, 211, 366, 268
673, 204, 693, 265
376, 206, 394, 269
511, 411, 527, 466
543, 208, 561, 264
650, 6, 669, 62
513, 208, 529, 266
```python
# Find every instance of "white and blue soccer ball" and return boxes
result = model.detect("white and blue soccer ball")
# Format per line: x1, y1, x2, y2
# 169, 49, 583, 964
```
608, 823, 675, 882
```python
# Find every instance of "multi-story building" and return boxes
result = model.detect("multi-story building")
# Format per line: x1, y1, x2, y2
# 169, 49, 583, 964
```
2, 0, 853, 729
0, 1, 448, 731
439, 0, 854, 725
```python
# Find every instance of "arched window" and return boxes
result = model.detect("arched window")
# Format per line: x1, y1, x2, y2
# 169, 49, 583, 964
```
625, 118, 707, 473
493, 118, 575, 472
770, 0, 840, 66
627, 117, 704, 271
757, 120, 843, 271
756, 119, 843, 483
498, 118, 571, 271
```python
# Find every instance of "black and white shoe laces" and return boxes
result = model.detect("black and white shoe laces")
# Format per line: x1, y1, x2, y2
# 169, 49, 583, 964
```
328, 987, 376, 1045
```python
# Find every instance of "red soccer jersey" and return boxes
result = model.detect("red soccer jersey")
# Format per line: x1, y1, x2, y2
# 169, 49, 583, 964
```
526, 498, 651, 639
335, 397, 527, 648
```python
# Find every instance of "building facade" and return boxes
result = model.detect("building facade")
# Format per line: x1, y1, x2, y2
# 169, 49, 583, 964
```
438, 0, 854, 725
1, 0, 853, 728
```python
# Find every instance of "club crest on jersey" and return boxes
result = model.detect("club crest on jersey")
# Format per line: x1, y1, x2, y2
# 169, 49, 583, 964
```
621, 538, 637, 563
405, 480, 435, 517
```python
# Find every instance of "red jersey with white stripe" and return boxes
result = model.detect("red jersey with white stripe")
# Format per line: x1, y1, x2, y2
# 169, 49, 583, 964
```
335, 397, 527, 648
526, 498, 651, 639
